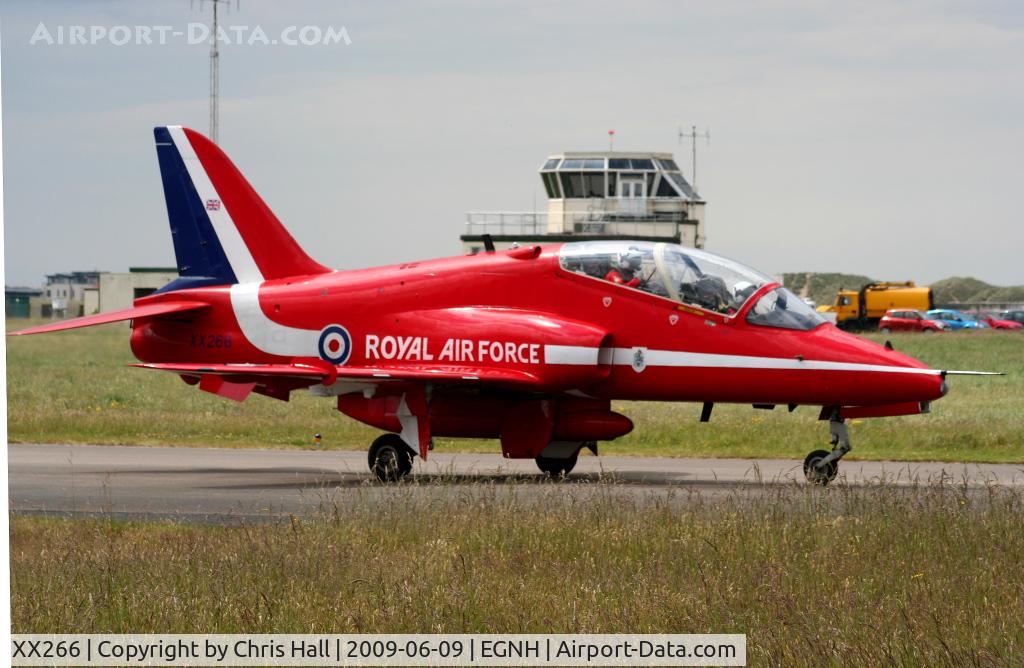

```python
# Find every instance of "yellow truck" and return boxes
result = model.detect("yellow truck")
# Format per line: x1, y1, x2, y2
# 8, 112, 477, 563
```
817, 282, 933, 331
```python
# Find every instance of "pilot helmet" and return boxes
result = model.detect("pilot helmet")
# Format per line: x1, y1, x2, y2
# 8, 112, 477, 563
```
732, 281, 757, 302
619, 249, 643, 272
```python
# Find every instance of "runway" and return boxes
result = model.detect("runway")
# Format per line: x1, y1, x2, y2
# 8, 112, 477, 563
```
9, 443, 1024, 523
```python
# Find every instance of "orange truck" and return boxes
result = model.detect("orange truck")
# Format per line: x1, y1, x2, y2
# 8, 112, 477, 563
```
817, 282, 933, 331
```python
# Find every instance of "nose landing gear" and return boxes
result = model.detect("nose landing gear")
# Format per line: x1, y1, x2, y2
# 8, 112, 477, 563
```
803, 411, 851, 486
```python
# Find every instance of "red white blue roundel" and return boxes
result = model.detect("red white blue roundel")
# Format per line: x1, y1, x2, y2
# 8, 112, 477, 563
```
318, 325, 352, 365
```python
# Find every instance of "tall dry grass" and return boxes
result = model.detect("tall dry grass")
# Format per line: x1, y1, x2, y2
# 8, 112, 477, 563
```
11, 480, 1024, 665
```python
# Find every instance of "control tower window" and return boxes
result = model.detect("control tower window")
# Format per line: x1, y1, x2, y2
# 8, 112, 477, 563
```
657, 158, 680, 171
560, 172, 583, 198
559, 172, 605, 198
631, 158, 655, 170
583, 159, 605, 169
655, 176, 679, 198
542, 173, 562, 198
561, 159, 584, 169
542, 158, 561, 170
607, 172, 618, 197
665, 172, 697, 199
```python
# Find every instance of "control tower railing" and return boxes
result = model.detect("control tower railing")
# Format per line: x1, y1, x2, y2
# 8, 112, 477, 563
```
465, 211, 688, 238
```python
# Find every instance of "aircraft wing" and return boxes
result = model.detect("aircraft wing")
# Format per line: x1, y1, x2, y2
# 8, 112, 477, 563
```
132, 361, 542, 401
8, 301, 210, 336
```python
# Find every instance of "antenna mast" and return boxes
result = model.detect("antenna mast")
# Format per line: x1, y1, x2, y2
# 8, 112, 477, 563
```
678, 125, 710, 191
196, 0, 236, 144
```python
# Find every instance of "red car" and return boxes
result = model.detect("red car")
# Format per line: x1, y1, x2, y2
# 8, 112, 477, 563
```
980, 315, 1023, 330
878, 309, 945, 333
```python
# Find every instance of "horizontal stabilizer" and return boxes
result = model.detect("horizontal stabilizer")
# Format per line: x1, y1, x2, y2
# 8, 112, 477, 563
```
8, 301, 210, 336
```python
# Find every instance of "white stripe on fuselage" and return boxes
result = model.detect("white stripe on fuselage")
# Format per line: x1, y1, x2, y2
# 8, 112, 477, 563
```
167, 126, 264, 284
545, 345, 941, 375
226, 298, 939, 376
230, 282, 319, 357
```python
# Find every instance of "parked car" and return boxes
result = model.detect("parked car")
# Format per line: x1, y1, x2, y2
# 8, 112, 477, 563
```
925, 309, 988, 330
878, 309, 945, 333
979, 314, 1023, 330
999, 310, 1024, 325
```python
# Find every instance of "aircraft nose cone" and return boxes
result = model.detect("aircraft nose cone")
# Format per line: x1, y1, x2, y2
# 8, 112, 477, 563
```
812, 326, 946, 405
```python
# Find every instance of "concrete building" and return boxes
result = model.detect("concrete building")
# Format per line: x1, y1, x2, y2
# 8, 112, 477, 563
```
96, 267, 178, 312
26, 267, 177, 319
461, 151, 705, 254
5, 286, 43, 318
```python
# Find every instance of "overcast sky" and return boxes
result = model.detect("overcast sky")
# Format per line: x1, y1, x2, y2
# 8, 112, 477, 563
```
2, 0, 1023, 287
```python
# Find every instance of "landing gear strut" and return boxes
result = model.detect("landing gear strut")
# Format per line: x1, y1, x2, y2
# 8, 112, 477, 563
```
368, 433, 414, 482
803, 411, 851, 486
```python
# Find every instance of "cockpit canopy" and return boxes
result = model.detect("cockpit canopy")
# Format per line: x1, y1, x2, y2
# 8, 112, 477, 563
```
558, 241, 826, 330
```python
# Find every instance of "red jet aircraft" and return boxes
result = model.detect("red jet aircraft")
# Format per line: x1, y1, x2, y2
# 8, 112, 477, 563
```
11, 127, 996, 485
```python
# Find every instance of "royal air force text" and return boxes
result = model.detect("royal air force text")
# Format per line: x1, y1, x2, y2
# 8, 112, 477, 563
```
366, 335, 541, 364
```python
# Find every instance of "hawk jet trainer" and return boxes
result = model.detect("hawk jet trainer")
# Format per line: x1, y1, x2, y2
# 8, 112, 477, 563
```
11, 127, 997, 484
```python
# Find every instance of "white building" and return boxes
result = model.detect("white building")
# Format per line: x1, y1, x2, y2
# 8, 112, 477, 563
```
43, 271, 99, 318
461, 151, 705, 254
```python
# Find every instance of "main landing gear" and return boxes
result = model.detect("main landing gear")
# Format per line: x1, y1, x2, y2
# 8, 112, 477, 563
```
368, 434, 415, 482
536, 453, 578, 477
535, 441, 597, 478
803, 411, 851, 486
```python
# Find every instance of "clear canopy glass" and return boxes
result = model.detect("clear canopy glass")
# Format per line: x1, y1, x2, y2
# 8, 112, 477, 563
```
559, 241, 774, 314
745, 287, 827, 330
558, 241, 827, 330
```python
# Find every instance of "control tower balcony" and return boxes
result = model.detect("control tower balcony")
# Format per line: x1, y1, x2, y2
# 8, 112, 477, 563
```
461, 151, 705, 254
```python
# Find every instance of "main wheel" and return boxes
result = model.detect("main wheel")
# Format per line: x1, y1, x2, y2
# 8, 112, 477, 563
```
368, 434, 414, 482
803, 449, 838, 486
536, 453, 578, 478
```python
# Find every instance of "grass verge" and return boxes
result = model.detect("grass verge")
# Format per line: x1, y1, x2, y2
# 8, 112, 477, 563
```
6, 320, 1022, 461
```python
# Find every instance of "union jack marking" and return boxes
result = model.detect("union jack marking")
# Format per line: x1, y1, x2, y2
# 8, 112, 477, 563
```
205, 199, 221, 211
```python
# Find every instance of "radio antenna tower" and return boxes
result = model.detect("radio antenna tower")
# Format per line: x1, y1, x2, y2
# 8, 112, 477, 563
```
193, 0, 238, 144
678, 125, 710, 191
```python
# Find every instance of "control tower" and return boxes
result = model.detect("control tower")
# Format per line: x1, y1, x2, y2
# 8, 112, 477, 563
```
461, 151, 705, 254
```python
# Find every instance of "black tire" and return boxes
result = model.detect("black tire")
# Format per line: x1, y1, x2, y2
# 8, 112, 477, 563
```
368, 434, 414, 482
536, 453, 578, 478
803, 449, 838, 486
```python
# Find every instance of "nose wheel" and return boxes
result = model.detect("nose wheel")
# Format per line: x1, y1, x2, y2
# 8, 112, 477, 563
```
803, 412, 851, 486
803, 450, 838, 485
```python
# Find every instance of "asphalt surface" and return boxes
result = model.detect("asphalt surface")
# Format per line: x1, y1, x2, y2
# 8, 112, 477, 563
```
9, 443, 1024, 523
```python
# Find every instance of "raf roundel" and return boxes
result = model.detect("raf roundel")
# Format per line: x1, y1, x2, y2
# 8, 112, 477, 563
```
317, 325, 352, 365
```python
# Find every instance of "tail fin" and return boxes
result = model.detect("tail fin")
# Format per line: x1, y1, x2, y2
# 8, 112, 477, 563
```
153, 126, 330, 285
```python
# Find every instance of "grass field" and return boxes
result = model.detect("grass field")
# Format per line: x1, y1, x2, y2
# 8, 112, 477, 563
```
11, 483, 1024, 664
6, 320, 1022, 461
